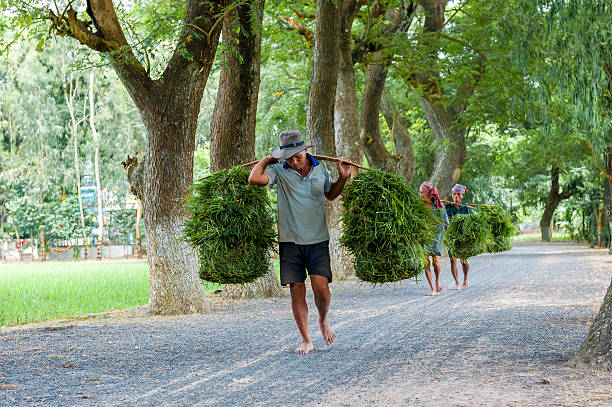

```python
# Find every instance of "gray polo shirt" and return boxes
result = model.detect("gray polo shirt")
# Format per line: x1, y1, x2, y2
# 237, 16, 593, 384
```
264, 154, 333, 245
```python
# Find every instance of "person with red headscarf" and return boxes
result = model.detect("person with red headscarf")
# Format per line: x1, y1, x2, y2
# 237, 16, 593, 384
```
419, 182, 449, 296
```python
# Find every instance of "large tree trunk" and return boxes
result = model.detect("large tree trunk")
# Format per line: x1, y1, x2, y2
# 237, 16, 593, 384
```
569, 278, 612, 371
381, 90, 416, 183
540, 166, 572, 242
357, 4, 417, 181
108, 0, 226, 315
335, 0, 362, 167
133, 89, 210, 315
420, 97, 466, 197
306, 0, 345, 280
328, 0, 362, 280
209, 0, 282, 300
89, 71, 105, 261
415, 0, 482, 198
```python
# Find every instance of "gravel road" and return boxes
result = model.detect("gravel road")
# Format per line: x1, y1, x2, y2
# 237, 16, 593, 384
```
1, 241, 611, 406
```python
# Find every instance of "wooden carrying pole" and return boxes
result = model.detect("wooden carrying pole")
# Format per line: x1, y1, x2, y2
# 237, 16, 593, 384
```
199, 155, 369, 180
440, 199, 486, 210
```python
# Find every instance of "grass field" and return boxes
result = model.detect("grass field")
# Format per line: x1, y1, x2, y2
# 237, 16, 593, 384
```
0, 260, 279, 327
0, 261, 151, 327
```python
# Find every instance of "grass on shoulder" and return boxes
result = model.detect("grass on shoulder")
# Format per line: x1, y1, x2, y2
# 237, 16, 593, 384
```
0, 261, 221, 327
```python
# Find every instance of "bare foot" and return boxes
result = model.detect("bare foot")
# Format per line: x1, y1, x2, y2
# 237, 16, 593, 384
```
452, 284, 461, 290
426, 290, 437, 296
462, 281, 468, 289
436, 285, 443, 293
295, 341, 314, 354
319, 319, 336, 346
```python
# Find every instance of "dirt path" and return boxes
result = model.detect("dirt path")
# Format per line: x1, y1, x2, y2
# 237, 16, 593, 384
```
1, 242, 610, 406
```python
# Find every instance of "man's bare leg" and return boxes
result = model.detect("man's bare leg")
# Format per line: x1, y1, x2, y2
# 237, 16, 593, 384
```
289, 282, 314, 354
461, 260, 470, 288
310, 275, 336, 346
433, 256, 442, 292
450, 258, 461, 290
424, 257, 437, 296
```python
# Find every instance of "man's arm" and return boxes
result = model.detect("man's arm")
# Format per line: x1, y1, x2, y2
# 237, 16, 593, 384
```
324, 160, 351, 201
248, 156, 277, 185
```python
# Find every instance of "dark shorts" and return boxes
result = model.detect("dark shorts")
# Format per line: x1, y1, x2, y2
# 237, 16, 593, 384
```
279, 241, 332, 286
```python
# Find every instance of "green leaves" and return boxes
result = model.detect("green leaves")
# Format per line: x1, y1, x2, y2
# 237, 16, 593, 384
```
444, 214, 492, 261
183, 167, 277, 285
444, 205, 515, 261
340, 169, 439, 284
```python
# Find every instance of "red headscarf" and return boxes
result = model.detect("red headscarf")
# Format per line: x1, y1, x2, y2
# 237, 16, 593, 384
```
420, 182, 444, 208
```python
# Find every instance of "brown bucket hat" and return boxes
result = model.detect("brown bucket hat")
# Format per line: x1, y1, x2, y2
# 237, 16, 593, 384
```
270, 130, 313, 160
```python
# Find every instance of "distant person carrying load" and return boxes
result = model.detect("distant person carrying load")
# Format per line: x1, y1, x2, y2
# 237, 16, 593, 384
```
248, 130, 351, 354
446, 184, 474, 289
420, 182, 449, 296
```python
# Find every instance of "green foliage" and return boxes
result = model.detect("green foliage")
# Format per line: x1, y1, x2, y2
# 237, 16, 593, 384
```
340, 170, 439, 284
43, 196, 92, 241
444, 214, 492, 261
183, 167, 276, 284
478, 205, 515, 253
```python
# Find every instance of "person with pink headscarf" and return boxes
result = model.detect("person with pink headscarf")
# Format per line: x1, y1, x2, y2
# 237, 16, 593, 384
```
447, 184, 473, 289
419, 182, 449, 296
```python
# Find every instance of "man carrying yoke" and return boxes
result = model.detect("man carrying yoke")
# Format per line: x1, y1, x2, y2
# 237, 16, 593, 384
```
249, 130, 350, 354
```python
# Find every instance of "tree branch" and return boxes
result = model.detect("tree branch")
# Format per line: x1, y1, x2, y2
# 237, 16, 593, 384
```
279, 16, 314, 46
587, 139, 612, 181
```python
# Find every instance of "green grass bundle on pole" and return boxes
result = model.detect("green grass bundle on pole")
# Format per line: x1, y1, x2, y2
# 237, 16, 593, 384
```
478, 205, 514, 253
183, 167, 276, 285
444, 214, 493, 261
340, 170, 439, 284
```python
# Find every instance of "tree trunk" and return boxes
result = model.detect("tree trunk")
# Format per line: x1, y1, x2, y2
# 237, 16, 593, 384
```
306, 0, 345, 280
326, 0, 362, 281
361, 63, 396, 172
134, 92, 210, 315
40, 230, 46, 261
540, 166, 572, 242
569, 278, 612, 371
209, 0, 282, 300
597, 204, 604, 247
89, 71, 105, 261
381, 90, 416, 183
63, 72, 89, 260
606, 190, 612, 254
357, 4, 417, 181
72, 0, 226, 315
420, 97, 466, 198
335, 0, 362, 168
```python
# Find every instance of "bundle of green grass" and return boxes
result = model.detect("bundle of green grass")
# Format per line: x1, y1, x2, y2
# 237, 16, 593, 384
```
183, 167, 276, 285
478, 205, 514, 253
340, 170, 440, 283
444, 214, 492, 261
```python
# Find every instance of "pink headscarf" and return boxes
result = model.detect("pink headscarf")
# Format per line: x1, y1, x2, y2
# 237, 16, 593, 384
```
420, 182, 444, 208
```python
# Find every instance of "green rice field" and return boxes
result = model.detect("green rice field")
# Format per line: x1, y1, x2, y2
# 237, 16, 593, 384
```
0, 261, 151, 327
